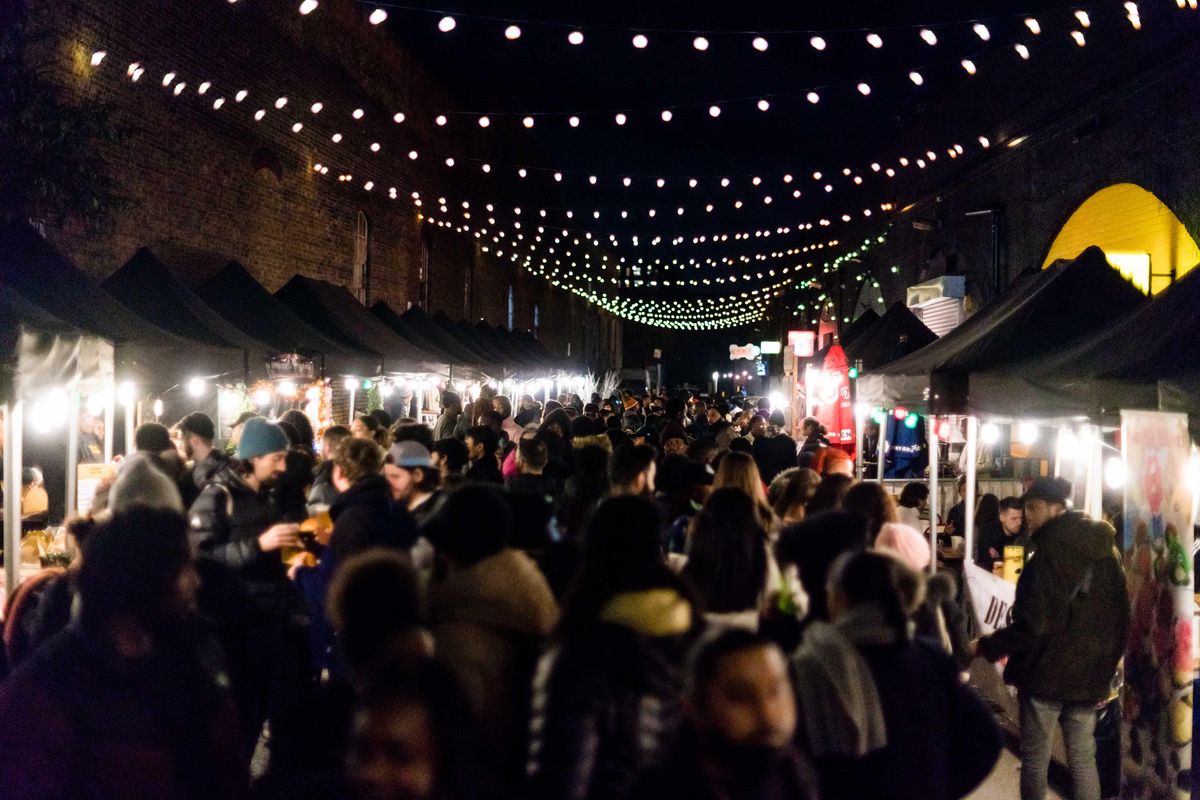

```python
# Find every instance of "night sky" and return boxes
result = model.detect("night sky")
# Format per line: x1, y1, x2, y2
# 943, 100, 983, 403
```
372, 0, 1183, 383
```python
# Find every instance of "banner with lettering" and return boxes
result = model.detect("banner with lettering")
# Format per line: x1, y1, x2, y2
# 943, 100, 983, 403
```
1121, 411, 1194, 800
964, 562, 1016, 637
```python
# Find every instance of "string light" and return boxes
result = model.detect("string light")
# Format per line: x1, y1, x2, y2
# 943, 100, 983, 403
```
810, 35, 827, 50
1014, 43, 1031, 59
437, 15, 456, 32
90, 50, 107, 66
298, 0, 318, 15
632, 33, 648, 49
504, 25, 522, 40
1025, 17, 1041, 35
919, 29, 938, 46
866, 32, 883, 48
1071, 30, 1087, 46
752, 36, 768, 51
908, 71, 924, 85
368, 7, 387, 25
961, 59, 977, 75
568, 30, 584, 45
692, 36, 709, 51
972, 23, 991, 41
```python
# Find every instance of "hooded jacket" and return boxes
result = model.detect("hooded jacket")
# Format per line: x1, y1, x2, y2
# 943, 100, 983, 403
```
526, 589, 695, 800
978, 511, 1129, 704
426, 549, 558, 786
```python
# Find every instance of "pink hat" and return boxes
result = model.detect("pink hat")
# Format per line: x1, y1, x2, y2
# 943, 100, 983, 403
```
875, 523, 931, 571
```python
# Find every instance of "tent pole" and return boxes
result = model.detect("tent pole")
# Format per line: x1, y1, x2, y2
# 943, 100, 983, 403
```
876, 413, 889, 483
65, 388, 80, 518
4, 401, 24, 596
927, 416, 939, 575
348, 387, 356, 425
103, 379, 115, 463
855, 411, 865, 482
964, 416, 979, 576
1086, 425, 1103, 518
124, 398, 135, 456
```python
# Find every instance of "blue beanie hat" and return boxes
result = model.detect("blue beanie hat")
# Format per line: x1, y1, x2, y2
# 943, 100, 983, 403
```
236, 416, 290, 460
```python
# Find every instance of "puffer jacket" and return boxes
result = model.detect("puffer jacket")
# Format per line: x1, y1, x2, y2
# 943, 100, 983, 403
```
427, 549, 558, 787
978, 511, 1129, 704
526, 589, 695, 800
188, 466, 288, 618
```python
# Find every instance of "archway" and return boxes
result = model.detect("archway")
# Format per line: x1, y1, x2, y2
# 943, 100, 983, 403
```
1042, 183, 1199, 294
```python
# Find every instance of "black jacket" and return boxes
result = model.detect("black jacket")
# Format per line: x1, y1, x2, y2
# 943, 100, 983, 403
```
526, 620, 693, 800
811, 640, 1001, 800
752, 433, 799, 484
979, 511, 1129, 704
188, 467, 288, 617
466, 456, 504, 484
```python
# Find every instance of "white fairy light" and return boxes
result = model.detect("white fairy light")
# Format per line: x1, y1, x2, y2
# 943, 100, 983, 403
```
866, 32, 883, 48
919, 28, 938, 45
806, 91, 820, 104
435, 115, 447, 126
478, 116, 490, 127
693, 36, 709, 51
505, 25, 521, 40
393, 112, 405, 123
856, 82, 871, 95
369, 7, 387, 24
522, 116, 534, 128
90, 50, 106, 66
752, 36, 768, 51
909, 71, 924, 85
1015, 43, 1031, 59
275, 96, 288, 108
298, 0, 318, 14
632, 34, 648, 49
438, 16, 456, 32
973, 23, 991, 41
809, 35, 826, 50
756, 99, 770, 111
615, 112, 627, 125
708, 105, 720, 117
1025, 17, 1041, 35
569, 116, 580, 127
660, 109, 673, 122
568, 30, 584, 45
961, 59, 977, 74
352, 108, 364, 119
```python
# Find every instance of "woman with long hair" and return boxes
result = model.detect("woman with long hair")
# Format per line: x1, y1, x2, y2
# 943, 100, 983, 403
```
843, 481, 899, 543
792, 550, 1001, 800
712, 451, 775, 531
682, 488, 770, 630
527, 496, 699, 800
973, 493, 1002, 567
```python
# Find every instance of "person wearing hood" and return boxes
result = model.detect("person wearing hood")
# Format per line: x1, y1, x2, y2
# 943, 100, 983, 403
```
307, 424, 351, 514
526, 496, 699, 800
292, 437, 417, 678
974, 477, 1129, 800
793, 550, 1000, 800
424, 483, 558, 792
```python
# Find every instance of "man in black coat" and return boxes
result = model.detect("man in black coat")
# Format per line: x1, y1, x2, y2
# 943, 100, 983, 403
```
464, 425, 504, 484
975, 477, 1129, 800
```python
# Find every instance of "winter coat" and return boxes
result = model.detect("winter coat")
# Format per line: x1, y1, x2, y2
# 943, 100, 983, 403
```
796, 607, 1000, 800
465, 456, 504, 484
526, 589, 695, 800
294, 474, 417, 675
632, 727, 820, 800
0, 622, 246, 800
305, 459, 338, 513
188, 467, 288, 619
753, 432, 799, 484
192, 450, 229, 494
427, 549, 558, 786
978, 511, 1130, 704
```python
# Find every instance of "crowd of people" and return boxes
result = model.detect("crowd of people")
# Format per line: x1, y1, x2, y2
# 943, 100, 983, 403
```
0, 387, 1130, 800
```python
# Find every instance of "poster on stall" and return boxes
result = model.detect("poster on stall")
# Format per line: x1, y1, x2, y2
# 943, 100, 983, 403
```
1120, 410, 1193, 800
964, 562, 1016, 684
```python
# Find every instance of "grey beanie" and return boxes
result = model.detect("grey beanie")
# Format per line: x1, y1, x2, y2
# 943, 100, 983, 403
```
236, 416, 291, 460
110, 453, 184, 514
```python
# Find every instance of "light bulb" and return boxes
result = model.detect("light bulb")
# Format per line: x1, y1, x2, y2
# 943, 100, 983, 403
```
757, 99, 770, 111
1105, 457, 1127, 489
973, 23, 990, 41
298, 0, 318, 14
856, 82, 871, 95
369, 7, 387, 24
1025, 17, 1041, 35
1015, 43, 1031, 60
961, 59, 977, 75
568, 30, 584, 45
568, 116, 580, 127
809, 35, 826, 50
806, 91, 820, 104
477, 116, 490, 127
693, 36, 709, 51
1018, 422, 1039, 444
504, 25, 521, 40
438, 15, 456, 32
522, 116, 534, 128
920, 28, 938, 45
866, 32, 883, 48
909, 71, 924, 85
660, 109, 673, 122
90, 50, 107, 66
752, 36, 768, 51
980, 422, 1000, 445
708, 105, 721, 117
632, 34, 648, 49
187, 377, 205, 397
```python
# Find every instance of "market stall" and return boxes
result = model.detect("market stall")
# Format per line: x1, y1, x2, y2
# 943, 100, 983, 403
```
371, 301, 483, 381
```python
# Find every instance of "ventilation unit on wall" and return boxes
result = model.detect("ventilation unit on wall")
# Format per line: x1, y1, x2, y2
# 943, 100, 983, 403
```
906, 275, 967, 337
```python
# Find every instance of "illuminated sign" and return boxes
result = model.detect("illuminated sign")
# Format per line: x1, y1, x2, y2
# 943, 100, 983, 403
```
760, 340, 782, 354
729, 343, 761, 361
787, 330, 816, 357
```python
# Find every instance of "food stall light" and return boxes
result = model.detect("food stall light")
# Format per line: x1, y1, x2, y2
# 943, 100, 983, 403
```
893, 407, 908, 420
253, 389, 273, 407
343, 378, 357, 392
117, 381, 136, 407
768, 391, 784, 410
30, 389, 68, 434
380, 382, 394, 397
904, 413, 919, 430
152, 398, 164, 418
1059, 430, 1080, 461
980, 422, 1000, 445
854, 402, 870, 420
1187, 453, 1200, 493
361, 379, 372, 390
305, 387, 321, 402
936, 421, 952, 440
86, 393, 106, 416
278, 381, 298, 398
1104, 457, 1127, 489
1018, 421, 1039, 445
187, 377, 205, 397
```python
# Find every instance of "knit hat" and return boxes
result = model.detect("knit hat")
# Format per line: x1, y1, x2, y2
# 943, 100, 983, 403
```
229, 410, 257, 430
176, 412, 215, 442
109, 453, 184, 514
236, 416, 290, 460
389, 440, 435, 469
875, 523, 931, 571
134, 422, 173, 454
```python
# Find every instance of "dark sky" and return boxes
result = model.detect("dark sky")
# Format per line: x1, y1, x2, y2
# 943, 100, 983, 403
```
370, 0, 1186, 380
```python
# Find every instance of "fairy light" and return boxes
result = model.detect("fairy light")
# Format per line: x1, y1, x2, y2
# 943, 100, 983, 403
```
368, 7, 387, 24
973, 23, 991, 41
438, 15, 456, 32
568, 30, 584, 45
806, 91, 820, 104
298, 0, 318, 14
1074, 10, 1091, 28
1015, 43, 1031, 59
660, 109, 673, 122
90, 50, 106, 66
752, 36, 768, 51
866, 32, 883, 48
632, 33, 648, 49
756, 99, 770, 111
522, 116, 534, 128
961, 59, 977, 75
708, 105, 721, 117
693, 35, 709, 51
1025, 17, 1041, 35
810, 35, 827, 50
909, 71, 924, 85
919, 28, 938, 45
1071, 30, 1087, 46
856, 82, 871, 95
504, 25, 522, 40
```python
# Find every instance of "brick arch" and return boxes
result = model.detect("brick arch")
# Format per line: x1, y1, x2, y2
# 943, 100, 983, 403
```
1040, 182, 1199, 294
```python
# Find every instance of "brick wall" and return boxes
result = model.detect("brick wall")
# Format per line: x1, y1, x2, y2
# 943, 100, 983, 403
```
19, 0, 619, 367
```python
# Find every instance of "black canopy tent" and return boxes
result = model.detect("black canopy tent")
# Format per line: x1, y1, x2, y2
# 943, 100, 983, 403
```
395, 307, 491, 372
857, 247, 1148, 416
274, 276, 444, 375
498, 324, 562, 371
512, 329, 557, 364
429, 311, 513, 368
814, 308, 880, 363
988, 256, 1200, 419
103, 249, 284, 381
197, 262, 381, 378
370, 302, 483, 381
844, 303, 938, 371
473, 321, 549, 374
0, 223, 243, 386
